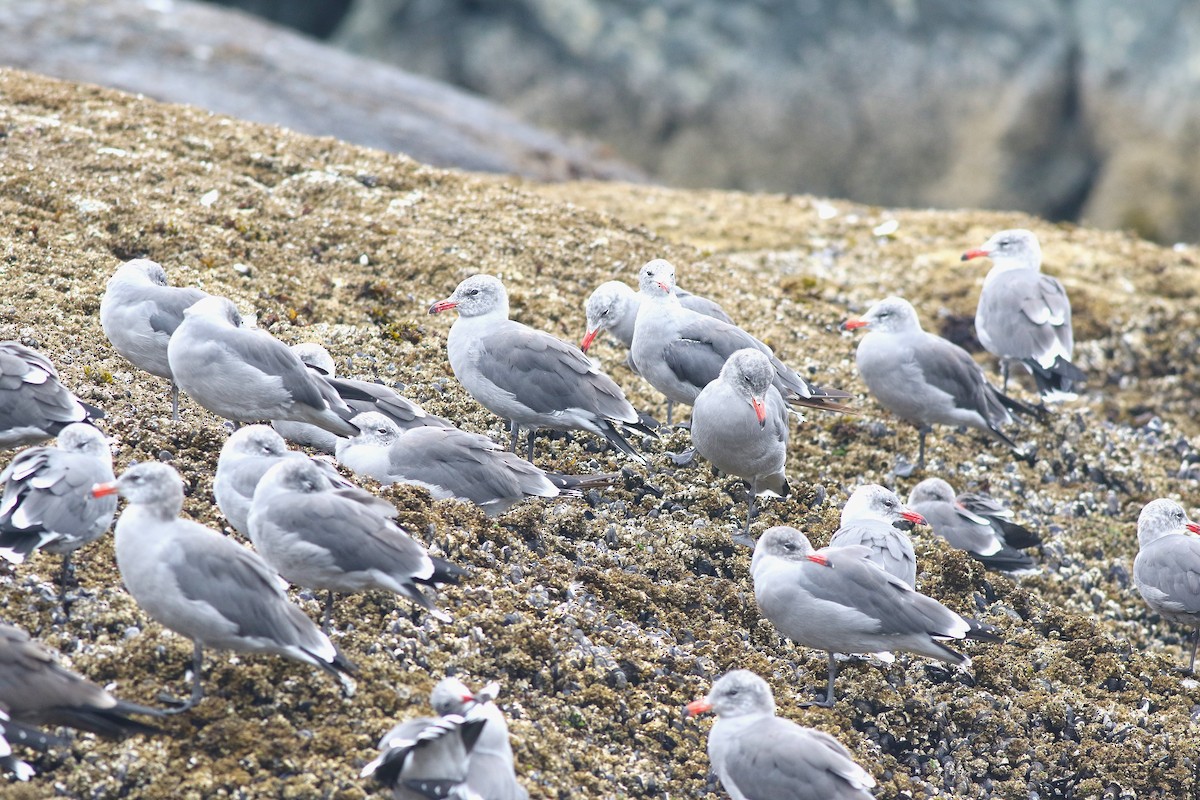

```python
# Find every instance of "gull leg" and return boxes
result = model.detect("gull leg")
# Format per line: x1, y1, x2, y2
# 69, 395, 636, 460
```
1190, 628, 1199, 674
917, 425, 930, 470
1001, 361, 1010, 393
321, 590, 337, 634
666, 401, 674, 427
733, 484, 757, 547
526, 430, 537, 462
171, 382, 181, 422
800, 651, 839, 708
158, 641, 205, 714
509, 420, 520, 453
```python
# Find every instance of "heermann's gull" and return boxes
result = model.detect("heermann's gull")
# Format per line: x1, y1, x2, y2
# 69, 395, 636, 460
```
166, 296, 358, 436
0, 342, 102, 450
430, 678, 528, 800
0, 423, 116, 588
582, 278, 733, 408
213, 424, 353, 537
362, 709, 487, 800
962, 229, 1084, 398
336, 412, 614, 517
0, 621, 161, 738
272, 343, 453, 453
828, 484, 923, 588
1133, 498, 1200, 673
690, 349, 789, 542
752, 526, 1000, 706
93, 462, 357, 712
685, 670, 875, 800
842, 296, 1039, 469
248, 458, 463, 632
583, 278, 733, 354
428, 274, 654, 462
629, 259, 853, 425
907, 478, 1039, 572
99, 258, 210, 420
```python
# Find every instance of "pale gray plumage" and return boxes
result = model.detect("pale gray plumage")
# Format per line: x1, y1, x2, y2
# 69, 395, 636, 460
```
845, 296, 1036, 467
963, 229, 1083, 398
248, 458, 458, 631
272, 343, 451, 453
1133, 498, 1200, 673
214, 424, 353, 537
0, 622, 160, 738
751, 526, 999, 706
629, 260, 851, 417
99, 258, 210, 419
582, 278, 732, 358
102, 461, 356, 712
687, 670, 875, 800
336, 412, 608, 517
828, 484, 920, 588
362, 711, 486, 800
430, 678, 527, 800
429, 275, 650, 463
907, 478, 1037, 572
0, 341, 100, 450
166, 296, 358, 436
691, 349, 789, 540
0, 424, 116, 581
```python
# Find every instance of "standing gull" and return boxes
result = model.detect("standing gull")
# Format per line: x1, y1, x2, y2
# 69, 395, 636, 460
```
0, 622, 161, 738
630, 259, 852, 424
582, 277, 733, 388
843, 296, 1039, 469
752, 526, 999, 706
166, 296, 358, 435
690, 349, 789, 543
0, 423, 116, 588
213, 424, 352, 538
907, 478, 1039, 572
962, 229, 1084, 398
686, 670, 875, 800
99, 258, 210, 420
428, 274, 654, 462
1133, 498, 1200, 673
94, 462, 357, 713
337, 412, 613, 517
430, 678, 528, 800
272, 343, 452, 453
249, 458, 463, 632
0, 341, 102, 450
828, 484, 923, 588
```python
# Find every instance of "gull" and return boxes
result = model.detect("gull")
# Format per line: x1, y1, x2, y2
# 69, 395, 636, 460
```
962, 229, 1084, 399
99, 258, 210, 420
428, 274, 654, 462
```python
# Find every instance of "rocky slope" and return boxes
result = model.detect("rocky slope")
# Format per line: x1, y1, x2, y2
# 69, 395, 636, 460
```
1, 68, 1199, 799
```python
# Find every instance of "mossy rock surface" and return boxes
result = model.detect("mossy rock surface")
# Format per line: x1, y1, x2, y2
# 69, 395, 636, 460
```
2, 67, 1200, 798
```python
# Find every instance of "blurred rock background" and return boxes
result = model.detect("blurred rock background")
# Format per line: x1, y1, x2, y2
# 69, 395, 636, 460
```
4, 0, 1199, 242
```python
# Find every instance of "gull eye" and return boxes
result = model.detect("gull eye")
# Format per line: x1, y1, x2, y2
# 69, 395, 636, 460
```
466, 288, 479, 296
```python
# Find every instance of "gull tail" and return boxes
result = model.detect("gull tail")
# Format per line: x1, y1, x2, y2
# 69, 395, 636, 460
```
596, 420, 648, 464
547, 472, 618, 493
1024, 356, 1085, 401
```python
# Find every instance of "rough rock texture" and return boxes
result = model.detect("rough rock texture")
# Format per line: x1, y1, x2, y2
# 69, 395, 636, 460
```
0, 0, 642, 183
334, 0, 1200, 243
2, 68, 1200, 799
